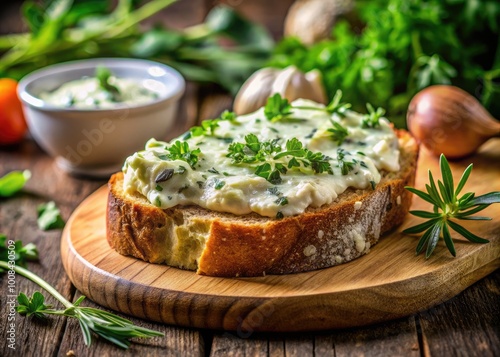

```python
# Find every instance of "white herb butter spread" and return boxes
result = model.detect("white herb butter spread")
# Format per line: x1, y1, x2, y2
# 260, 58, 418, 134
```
123, 99, 400, 218
40, 77, 161, 109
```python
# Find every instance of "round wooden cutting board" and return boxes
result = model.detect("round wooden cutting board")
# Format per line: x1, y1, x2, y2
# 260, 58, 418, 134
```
61, 141, 500, 332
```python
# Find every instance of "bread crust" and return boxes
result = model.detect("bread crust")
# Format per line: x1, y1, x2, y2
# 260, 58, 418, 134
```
106, 130, 418, 277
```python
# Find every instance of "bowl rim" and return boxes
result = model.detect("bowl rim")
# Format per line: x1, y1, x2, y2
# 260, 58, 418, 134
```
17, 58, 185, 113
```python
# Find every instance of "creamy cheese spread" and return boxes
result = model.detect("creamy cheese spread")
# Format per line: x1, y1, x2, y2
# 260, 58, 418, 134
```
40, 77, 161, 109
123, 99, 400, 218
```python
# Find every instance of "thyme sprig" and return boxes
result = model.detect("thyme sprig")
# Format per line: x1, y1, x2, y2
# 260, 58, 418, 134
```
0, 239, 163, 349
404, 154, 500, 258
227, 134, 332, 184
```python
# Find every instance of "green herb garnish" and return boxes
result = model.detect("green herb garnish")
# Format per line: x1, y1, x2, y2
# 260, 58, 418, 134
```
336, 148, 356, 175
267, 187, 282, 196
37, 201, 65, 230
227, 134, 332, 184
0, 235, 38, 271
95, 66, 121, 101
166, 141, 201, 169
325, 90, 352, 116
213, 178, 225, 190
12, 276, 163, 349
275, 197, 289, 206
155, 168, 174, 183
327, 121, 349, 145
361, 103, 385, 129
187, 110, 239, 138
404, 154, 500, 258
264, 93, 293, 122
0, 170, 31, 197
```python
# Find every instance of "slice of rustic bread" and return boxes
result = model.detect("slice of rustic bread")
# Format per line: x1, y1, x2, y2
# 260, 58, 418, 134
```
106, 130, 418, 277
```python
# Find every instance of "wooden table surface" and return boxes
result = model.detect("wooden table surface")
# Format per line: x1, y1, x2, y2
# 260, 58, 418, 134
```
1, 1, 499, 356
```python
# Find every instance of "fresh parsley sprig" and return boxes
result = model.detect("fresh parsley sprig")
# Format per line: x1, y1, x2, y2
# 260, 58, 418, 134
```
0, 242, 163, 349
162, 141, 201, 169
404, 154, 500, 258
227, 134, 332, 184
264, 93, 294, 122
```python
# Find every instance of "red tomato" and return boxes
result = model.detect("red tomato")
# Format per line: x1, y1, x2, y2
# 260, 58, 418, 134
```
0, 78, 27, 145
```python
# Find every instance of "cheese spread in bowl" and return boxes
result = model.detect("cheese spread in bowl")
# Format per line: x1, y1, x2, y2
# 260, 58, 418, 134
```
17, 58, 185, 177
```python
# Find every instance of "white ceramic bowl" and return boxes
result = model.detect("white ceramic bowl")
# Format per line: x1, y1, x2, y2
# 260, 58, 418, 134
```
18, 58, 185, 177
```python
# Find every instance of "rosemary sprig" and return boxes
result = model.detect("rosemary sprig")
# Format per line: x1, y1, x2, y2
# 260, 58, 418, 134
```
0, 260, 164, 349
404, 154, 500, 258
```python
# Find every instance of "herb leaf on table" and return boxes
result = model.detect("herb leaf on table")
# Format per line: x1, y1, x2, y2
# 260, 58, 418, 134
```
37, 201, 65, 230
0, 235, 38, 270
0, 170, 31, 197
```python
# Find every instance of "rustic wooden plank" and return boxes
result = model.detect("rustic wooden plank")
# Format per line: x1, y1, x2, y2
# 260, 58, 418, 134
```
210, 332, 268, 356
211, 318, 419, 357
331, 317, 420, 357
418, 269, 500, 357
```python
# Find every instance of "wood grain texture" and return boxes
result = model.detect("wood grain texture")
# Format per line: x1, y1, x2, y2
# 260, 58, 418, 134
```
418, 271, 500, 357
60, 140, 500, 332
210, 316, 420, 357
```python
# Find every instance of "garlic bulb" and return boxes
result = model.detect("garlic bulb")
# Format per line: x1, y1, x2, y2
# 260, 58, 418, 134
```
284, 0, 353, 45
234, 66, 327, 115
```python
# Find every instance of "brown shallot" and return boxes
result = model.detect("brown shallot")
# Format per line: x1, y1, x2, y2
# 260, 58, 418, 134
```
406, 85, 500, 159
